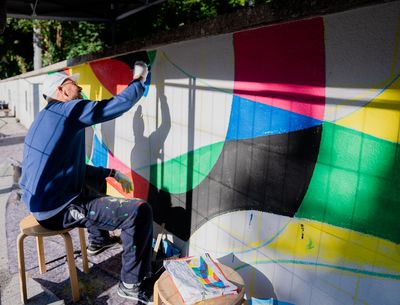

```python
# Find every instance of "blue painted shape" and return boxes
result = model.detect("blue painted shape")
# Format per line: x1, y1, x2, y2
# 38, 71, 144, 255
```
226, 95, 322, 140
151, 238, 181, 258
143, 71, 151, 96
162, 239, 181, 257
91, 132, 108, 167
249, 298, 295, 305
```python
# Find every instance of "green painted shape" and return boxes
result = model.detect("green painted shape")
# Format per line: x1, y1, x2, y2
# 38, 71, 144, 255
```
296, 122, 400, 243
306, 239, 314, 250
147, 50, 157, 66
149, 141, 225, 193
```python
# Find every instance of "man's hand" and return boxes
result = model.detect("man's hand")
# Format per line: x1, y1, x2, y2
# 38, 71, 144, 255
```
133, 61, 149, 83
114, 171, 133, 193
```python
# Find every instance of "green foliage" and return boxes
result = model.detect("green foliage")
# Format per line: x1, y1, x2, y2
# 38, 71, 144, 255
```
116, 0, 273, 43
0, 19, 33, 79
148, 0, 250, 30
0, 19, 107, 79
1, 0, 275, 79
65, 22, 106, 59
37, 20, 107, 66
151, 0, 274, 29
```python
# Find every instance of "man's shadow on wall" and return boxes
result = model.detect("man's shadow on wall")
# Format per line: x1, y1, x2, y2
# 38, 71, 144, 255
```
130, 85, 191, 239
218, 253, 277, 300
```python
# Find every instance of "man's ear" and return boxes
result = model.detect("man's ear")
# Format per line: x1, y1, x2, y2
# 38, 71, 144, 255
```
58, 86, 68, 97
54, 86, 66, 101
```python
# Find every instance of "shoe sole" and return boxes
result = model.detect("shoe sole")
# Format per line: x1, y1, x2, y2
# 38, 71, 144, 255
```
117, 289, 151, 304
87, 242, 117, 256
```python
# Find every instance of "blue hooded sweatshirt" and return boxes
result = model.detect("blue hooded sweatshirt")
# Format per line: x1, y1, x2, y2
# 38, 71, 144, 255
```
20, 80, 144, 217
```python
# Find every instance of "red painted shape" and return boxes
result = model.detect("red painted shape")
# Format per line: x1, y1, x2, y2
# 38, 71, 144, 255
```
90, 59, 132, 95
108, 154, 150, 201
233, 17, 325, 120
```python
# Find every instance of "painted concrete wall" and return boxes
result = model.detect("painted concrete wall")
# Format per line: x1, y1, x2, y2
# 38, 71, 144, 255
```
0, 74, 46, 126
1, 2, 399, 304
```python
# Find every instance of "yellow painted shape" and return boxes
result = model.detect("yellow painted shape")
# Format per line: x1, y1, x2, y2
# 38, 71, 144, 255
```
190, 213, 399, 275
335, 78, 400, 143
269, 218, 400, 273
69, 64, 113, 100
106, 182, 123, 197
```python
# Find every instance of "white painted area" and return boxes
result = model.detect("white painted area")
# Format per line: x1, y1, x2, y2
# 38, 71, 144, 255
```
0, 74, 48, 128
189, 210, 400, 304
113, 34, 235, 181
324, 1, 400, 122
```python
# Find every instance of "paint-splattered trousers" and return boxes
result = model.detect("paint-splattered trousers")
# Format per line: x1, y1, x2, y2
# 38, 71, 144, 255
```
38, 194, 153, 284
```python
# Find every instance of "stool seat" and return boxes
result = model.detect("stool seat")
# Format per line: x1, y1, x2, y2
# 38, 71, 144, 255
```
20, 214, 72, 236
154, 263, 245, 305
17, 214, 89, 304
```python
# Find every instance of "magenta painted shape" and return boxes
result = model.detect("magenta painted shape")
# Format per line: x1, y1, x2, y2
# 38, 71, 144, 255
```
108, 153, 150, 201
233, 17, 325, 120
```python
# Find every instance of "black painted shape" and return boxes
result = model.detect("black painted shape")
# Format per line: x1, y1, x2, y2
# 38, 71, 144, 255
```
114, 51, 150, 69
148, 125, 322, 241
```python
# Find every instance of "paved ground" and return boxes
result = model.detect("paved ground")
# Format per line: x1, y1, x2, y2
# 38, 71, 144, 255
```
0, 116, 159, 305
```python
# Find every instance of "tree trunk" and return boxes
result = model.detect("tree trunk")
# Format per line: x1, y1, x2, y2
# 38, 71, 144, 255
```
33, 25, 42, 70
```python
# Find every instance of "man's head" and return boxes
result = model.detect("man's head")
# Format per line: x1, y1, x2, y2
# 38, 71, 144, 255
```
42, 72, 82, 102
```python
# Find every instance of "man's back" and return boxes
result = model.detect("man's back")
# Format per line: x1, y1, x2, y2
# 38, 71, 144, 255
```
20, 101, 86, 214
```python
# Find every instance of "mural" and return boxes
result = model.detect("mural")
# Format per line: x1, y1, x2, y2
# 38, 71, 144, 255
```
59, 2, 399, 304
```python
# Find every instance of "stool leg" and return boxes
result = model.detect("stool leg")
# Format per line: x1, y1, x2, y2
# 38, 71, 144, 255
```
153, 280, 162, 305
78, 228, 89, 273
36, 236, 47, 274
61, 232, 80, 302
17, 233, 27, 304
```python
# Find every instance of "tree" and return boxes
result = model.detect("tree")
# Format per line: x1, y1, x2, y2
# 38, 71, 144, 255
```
0, 19, 107, 79
38, 20, 107, 66
116, 0, 263, 43
0, 19, 33, 78
1, 0, 273, 79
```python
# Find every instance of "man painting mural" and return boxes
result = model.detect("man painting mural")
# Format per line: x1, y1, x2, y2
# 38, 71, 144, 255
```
19, 62, 153, 304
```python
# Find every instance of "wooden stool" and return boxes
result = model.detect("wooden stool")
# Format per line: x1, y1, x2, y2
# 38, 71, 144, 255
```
154, 263, 245, 305
17, 214, 89, 303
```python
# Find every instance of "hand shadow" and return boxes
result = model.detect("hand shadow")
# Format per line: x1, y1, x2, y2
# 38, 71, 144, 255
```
130, 88, 193, 240
130, 91, 171, 181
